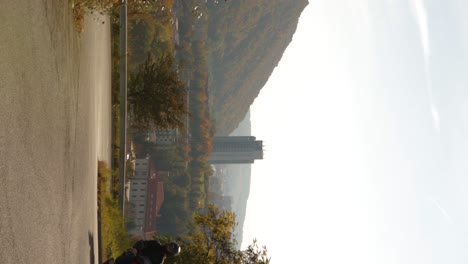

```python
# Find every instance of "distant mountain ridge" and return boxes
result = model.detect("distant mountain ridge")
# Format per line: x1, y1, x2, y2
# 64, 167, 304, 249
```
204, 0, 309, 135
164, 0, 307, 243
201, 0, 308, 246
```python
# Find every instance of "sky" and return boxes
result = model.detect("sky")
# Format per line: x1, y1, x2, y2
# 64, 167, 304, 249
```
243, 0, 468, 263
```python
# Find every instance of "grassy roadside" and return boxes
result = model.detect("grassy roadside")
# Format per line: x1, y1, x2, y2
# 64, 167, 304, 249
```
98, 161, 132, 261
97, 10, 128, 261
110, 8, 121, 198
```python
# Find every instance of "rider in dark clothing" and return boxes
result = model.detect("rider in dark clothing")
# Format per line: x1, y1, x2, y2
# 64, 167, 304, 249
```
133, 240, 180, 264
111, 240, 181, 264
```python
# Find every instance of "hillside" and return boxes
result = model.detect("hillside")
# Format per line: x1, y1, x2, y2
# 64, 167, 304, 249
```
126, 1, 309, 134
204, 0, 309, 135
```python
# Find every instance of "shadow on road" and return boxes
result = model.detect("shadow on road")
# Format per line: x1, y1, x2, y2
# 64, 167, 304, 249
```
89, 232, 95, 264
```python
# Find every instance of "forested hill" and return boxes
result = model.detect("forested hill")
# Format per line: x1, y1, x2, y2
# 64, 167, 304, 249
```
204, 0, 309, 135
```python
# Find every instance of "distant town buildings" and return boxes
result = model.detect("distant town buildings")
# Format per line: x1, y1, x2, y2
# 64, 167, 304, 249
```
208, 136, 263, 164
155, 128, 179, 146
124, 135, 261, 237
152, 129, 263, 165
125, 158, 165, 239
144, 128, 179, 146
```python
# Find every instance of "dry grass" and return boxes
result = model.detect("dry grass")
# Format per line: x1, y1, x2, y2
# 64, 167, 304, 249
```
72, 5, 85, 33
71, 0, 119, 33
98, 161, 132, 261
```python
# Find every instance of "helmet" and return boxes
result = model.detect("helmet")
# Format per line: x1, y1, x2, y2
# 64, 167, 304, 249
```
165, 242, 181, 257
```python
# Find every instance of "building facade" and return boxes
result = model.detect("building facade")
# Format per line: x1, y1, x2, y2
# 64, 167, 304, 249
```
208, 136, 263, 164
143, 169, 166, 239
155, 128, 179, 146
125, 159, 165, 238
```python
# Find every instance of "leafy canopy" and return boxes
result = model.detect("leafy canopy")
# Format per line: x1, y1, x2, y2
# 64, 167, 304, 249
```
128, 53, 189, 130
161, 204, 270, 264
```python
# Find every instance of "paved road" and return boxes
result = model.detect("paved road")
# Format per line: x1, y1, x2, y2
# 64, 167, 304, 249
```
0, 1, 111, 263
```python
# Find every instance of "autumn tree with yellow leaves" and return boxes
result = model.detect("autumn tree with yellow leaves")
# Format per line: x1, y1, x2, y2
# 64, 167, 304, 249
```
160, 205, 270, 264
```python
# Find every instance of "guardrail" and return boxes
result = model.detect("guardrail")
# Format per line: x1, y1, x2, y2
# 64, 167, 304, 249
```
118, 0, 128, 215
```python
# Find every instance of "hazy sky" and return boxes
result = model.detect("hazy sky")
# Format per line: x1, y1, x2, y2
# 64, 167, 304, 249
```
243, 0, 468, 263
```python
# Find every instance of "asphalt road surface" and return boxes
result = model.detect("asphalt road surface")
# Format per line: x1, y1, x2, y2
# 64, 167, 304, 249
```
0, 1, 111, 263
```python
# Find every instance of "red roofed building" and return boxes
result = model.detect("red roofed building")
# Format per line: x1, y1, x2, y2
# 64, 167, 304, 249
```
125, 159, 166, 239
143, 163, 166, 239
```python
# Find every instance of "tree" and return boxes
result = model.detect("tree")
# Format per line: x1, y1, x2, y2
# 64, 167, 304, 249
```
128, 53, 189, 130
161, 204, 270, 264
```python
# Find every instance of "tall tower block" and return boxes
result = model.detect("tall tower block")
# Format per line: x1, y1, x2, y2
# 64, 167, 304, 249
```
209, 136, 263, 164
